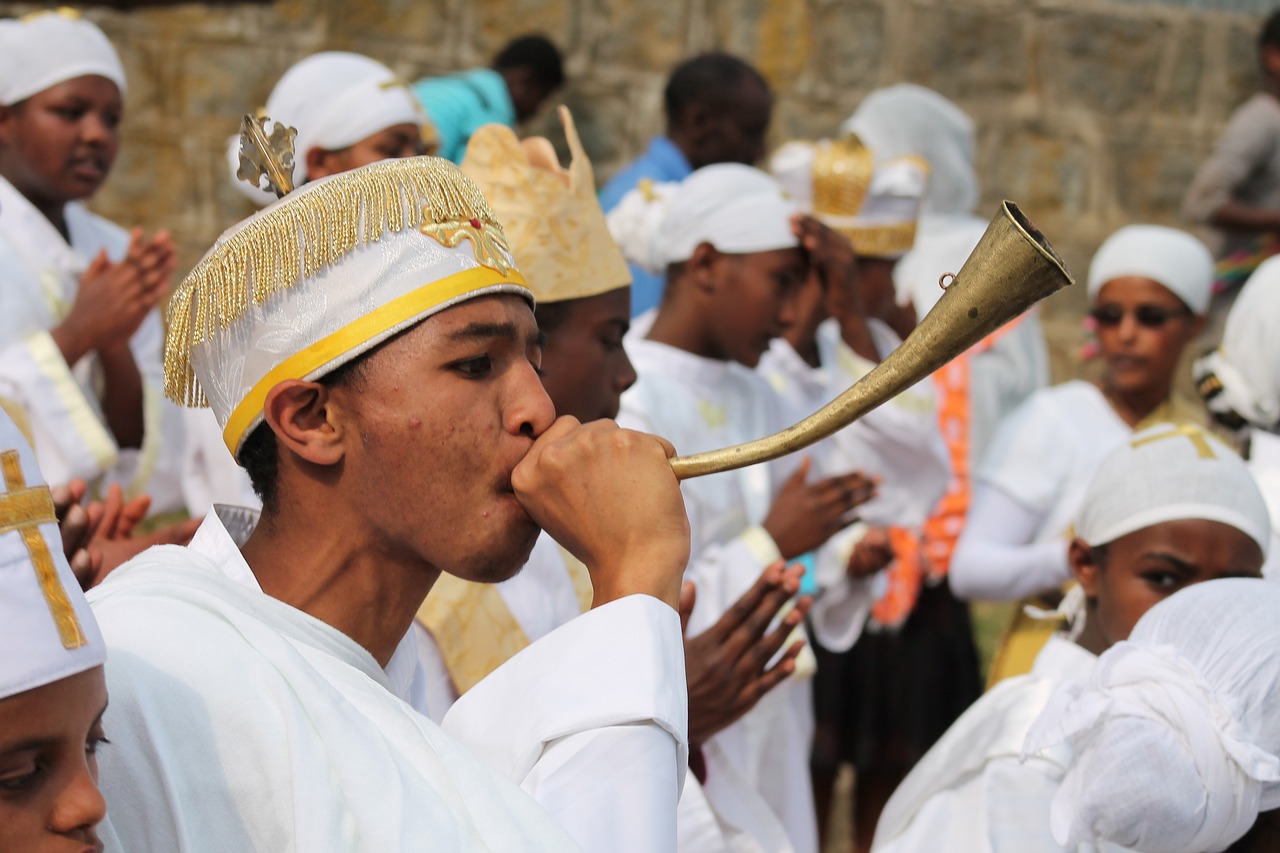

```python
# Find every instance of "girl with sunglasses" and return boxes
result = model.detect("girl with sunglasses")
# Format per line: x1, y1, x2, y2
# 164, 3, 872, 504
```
947, 225, 1210, 679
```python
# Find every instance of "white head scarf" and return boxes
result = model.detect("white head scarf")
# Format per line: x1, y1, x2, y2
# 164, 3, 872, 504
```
1087, 224, 1213, 315
0, 9, 126, 106
840, 84, 979, 218
1024, 579, 1280, 853
606, 163, 798, 275
1195, 256, 1280, 430
1074, 422, 1272, 555
227, 52, 427, 206
0, 409, 105, 699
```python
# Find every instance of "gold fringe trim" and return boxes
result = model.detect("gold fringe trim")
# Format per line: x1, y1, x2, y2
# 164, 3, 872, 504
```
164, 157, 511, 407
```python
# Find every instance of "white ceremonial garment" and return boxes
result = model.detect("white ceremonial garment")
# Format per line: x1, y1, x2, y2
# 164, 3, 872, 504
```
0, 176, 186, 510
872, 634, 1100, 853
760, 317, 949, 530
90, 509, 688, 853
179, 408, 259, 516
416, 532, 796, 853
949, 382, 1131, 601
1248, 431, 1280, 581
620, 330, 877, 853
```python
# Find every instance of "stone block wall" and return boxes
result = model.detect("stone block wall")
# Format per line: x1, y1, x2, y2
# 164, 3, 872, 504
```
0, 0, 1269, 373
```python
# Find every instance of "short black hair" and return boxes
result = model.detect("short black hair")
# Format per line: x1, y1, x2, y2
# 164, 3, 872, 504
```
236, 355, 368, 513
1262, 10, 1280, 51
493, 35, 565, 92
663, 52, 768, 127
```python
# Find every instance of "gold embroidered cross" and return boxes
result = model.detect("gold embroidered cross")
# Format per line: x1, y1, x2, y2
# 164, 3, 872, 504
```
0, 451, 86, 649
1130, 424, 1217, 460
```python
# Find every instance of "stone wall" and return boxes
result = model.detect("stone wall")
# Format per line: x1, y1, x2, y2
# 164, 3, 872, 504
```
1, 0, 1269, 371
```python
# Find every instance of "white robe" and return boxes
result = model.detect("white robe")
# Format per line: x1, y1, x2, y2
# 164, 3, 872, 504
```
416, 532, 796, 853
1247, 431, 1280, 580
871, 634, 1099, 853
949, 382, 1131, 601
0, 176, 187, 511
759, 317, 950, 531
619, 330, 876, 853
89, 509, 688, 853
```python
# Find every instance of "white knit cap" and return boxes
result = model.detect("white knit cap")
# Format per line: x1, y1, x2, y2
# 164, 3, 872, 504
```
227, 52, 428, 206
0, 409, 105, 700
1074, 422, 1271, 555
607, 163, 799, 275
1194, 255, 1280, 430
1087, 224, 1213, 314
768, 138, 928, 260
1023, 578, 1280, 853
165, 156, 529, 457
0, 8, 126, 106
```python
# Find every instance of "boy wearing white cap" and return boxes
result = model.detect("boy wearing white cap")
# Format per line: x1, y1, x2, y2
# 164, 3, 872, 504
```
0, 9, 188, 519
1025, 578, 1280, 853
90, 155, 693, 851
951, 225, 1211, 606
0, 408, 115, 851
873, 423, 1270, 852
610, 163, 884, 853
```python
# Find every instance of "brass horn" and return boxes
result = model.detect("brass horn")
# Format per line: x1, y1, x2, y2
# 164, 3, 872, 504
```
670, 201, 1073, 480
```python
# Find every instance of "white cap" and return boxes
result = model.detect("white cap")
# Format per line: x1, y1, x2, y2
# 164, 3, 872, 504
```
1087, 224, 1213, 314
0, 9, 126, 106
1024, 579, 1280, 853
1075, 422, 1271, 555
769, 137, 928, 259
165, 156, 530, 457
228, 52, 429, 206
0, 409, 104, 699
607, 163, 799, 275
1195, 255, 1280, 430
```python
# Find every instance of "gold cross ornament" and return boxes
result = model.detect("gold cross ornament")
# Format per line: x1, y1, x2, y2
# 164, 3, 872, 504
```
0, 451, 87, 649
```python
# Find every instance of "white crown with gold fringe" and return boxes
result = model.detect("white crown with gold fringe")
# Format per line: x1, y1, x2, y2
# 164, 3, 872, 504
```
461, 106, 630, 305
164, 155, 530, 457
769, 136, 930, 260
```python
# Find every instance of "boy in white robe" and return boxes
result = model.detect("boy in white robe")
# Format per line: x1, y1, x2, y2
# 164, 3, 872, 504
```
609, 164, 884, 853
0, 10, 188, 517
90, 152, 693, 851
872, 423, 1271, 853
1024, 579, 1280, 853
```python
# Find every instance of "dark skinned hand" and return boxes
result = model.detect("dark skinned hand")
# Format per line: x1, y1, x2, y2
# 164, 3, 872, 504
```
763, 457, 878, 559
848, 526, 895, 579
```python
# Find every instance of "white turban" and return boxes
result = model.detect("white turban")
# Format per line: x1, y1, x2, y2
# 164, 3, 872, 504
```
1023, 579, 1280, 853
1087, 224, 1213, 315
0, 9, 126, 106
228, 52, 427, 206
840, 84, 979, 218
1075, 422, 1271, 556
1195, 256, 1280, 430
0, 409, 105, 700
606, 163, 799, 275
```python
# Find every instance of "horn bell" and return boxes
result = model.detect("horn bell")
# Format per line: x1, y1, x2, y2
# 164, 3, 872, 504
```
669, 200, 1073, 480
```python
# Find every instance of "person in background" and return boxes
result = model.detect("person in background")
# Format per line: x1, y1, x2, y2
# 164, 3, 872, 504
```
875, 423, 1270, 852
1182, 9, 1280, 297
412, 34, 564, 164
600, 53, 773, 316
1024, 578, 1280, 853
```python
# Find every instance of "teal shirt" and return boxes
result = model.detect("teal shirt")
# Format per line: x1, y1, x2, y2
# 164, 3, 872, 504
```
412, 68, 516, 163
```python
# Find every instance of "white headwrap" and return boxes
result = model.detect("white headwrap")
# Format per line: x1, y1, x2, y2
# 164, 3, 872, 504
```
1087, 224, 1213, 315
606, 163, 799, 275
1195, 256, 1280, 430
0, 409, 105, 699
840, 84, 979, 218
227, 52, 427, 206
0, 9, 126, 106
1075, 422, 1271, 555
1023, 579, 1280, 853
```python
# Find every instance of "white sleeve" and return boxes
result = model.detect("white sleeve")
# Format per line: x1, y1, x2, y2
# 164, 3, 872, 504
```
441, 595, 687, 853
949, 485, 1071, 602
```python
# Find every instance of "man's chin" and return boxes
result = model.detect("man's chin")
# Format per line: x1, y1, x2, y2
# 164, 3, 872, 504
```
447, 527, 541, 585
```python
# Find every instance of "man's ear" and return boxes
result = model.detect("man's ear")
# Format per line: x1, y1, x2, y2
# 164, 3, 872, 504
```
305, 145, 345, 182
1069, 536, 1102, 599
262, 379, 347, 468
0, 103, 16, 147
687, 242, 720, 295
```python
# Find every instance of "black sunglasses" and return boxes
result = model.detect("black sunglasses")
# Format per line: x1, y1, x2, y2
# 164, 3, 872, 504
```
1089, 304, 1191, 329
